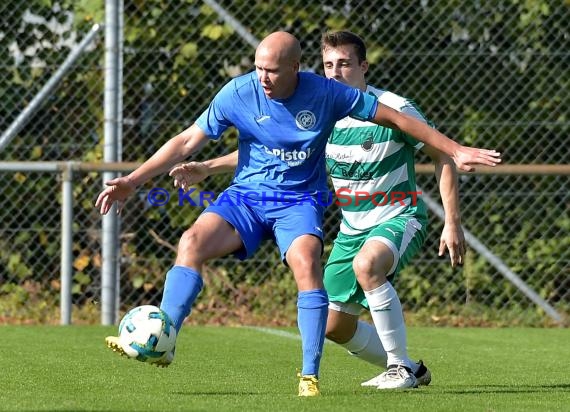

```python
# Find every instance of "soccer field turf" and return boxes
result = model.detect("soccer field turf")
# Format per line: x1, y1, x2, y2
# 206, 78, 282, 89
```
2, 326, 569, 411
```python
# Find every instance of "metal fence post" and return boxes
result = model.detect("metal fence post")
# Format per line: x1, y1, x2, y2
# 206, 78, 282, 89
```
101, 0, 123, 325
60, 162, 73, 325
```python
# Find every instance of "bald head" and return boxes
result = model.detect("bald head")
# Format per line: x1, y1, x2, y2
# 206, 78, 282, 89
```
254, 32, 301, 99
256, 31, 302, 64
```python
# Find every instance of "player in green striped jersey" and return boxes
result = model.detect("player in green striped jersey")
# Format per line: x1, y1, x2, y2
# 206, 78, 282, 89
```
321, 30, 465, 389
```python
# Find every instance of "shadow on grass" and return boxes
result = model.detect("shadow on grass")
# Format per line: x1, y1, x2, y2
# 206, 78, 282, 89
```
171, 384, 570, 397
173, 391, 262, 395
414, 383, 570, 395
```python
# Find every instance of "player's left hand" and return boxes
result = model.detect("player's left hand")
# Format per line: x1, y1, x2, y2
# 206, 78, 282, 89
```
452, 147, 501, 172
169, 161, 209, 192
439, 222, 466, 267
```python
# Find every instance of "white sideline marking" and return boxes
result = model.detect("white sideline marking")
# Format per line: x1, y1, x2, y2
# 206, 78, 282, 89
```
246, 326, 332, 344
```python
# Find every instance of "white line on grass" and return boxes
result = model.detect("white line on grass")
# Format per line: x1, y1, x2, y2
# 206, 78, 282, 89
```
246, 326, 333, 344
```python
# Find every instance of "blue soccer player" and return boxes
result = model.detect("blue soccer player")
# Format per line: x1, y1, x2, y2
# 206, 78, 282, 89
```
96, 31, 501, 397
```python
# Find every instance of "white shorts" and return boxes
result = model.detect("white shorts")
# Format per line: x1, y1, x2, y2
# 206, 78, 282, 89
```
328, 300, 364, 316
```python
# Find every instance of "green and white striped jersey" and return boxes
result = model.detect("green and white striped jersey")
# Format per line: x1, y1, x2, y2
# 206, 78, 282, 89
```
325, 85, 429, 235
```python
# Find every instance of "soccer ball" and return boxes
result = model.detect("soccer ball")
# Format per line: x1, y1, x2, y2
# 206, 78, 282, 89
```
118, 305, 177, 363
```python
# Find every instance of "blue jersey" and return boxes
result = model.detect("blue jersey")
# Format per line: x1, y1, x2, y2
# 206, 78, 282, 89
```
196, 71, 377, 198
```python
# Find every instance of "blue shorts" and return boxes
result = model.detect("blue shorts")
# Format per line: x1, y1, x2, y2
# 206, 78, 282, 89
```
202, 188, 325, 262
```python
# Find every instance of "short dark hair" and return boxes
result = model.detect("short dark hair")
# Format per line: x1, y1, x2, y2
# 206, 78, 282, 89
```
321, 31, 367, 63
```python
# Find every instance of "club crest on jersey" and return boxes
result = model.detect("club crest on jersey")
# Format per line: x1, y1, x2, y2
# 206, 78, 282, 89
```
295, 110, 316, 130
361, 133, 374, 151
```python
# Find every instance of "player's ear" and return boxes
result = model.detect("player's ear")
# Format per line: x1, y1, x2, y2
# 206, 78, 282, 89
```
361, 60, 369, 75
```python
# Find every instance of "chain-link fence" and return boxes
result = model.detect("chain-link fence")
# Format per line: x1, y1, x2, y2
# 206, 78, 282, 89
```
1, 1, 568, 326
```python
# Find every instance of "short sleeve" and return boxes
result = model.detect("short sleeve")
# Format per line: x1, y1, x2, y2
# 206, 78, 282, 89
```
195, 81, 235, 140
399, 102, 429, 150
349, 92, 379, 121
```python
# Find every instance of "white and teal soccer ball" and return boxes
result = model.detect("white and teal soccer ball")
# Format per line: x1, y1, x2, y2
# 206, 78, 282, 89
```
118, 305, 177, 363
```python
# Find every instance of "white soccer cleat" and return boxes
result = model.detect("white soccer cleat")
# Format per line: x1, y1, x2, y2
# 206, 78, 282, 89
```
361, 373, 383, 388
361, 361, 430, 388
375, 365, 417, 389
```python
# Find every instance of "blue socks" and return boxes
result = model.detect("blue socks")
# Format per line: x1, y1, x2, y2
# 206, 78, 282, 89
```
160, 265, 204, 333
159, 267, 327, 377
297, 289, 329, 377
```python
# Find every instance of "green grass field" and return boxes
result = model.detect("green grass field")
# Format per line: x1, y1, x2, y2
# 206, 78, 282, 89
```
3, 326, 569, 411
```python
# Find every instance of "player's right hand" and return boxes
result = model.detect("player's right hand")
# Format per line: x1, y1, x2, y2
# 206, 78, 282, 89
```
95, 176, 137, 215
452, 147, 502, 172
169, 162, 209, 192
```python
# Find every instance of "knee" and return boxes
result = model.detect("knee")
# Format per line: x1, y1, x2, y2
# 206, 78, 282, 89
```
287, 236, 322, 273
353, 253, 389, 288
295, 255, 321, 279
177, 227, 204, 260
288, 251, 323, 289
352, 253, 376, 280
289, 246, 321, 272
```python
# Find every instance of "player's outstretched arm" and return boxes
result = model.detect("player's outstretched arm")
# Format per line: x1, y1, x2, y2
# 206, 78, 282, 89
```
372, 103, 501, 172
169, 150, 238, 191
422, 145, 466, 267
95, 124, 210, 215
